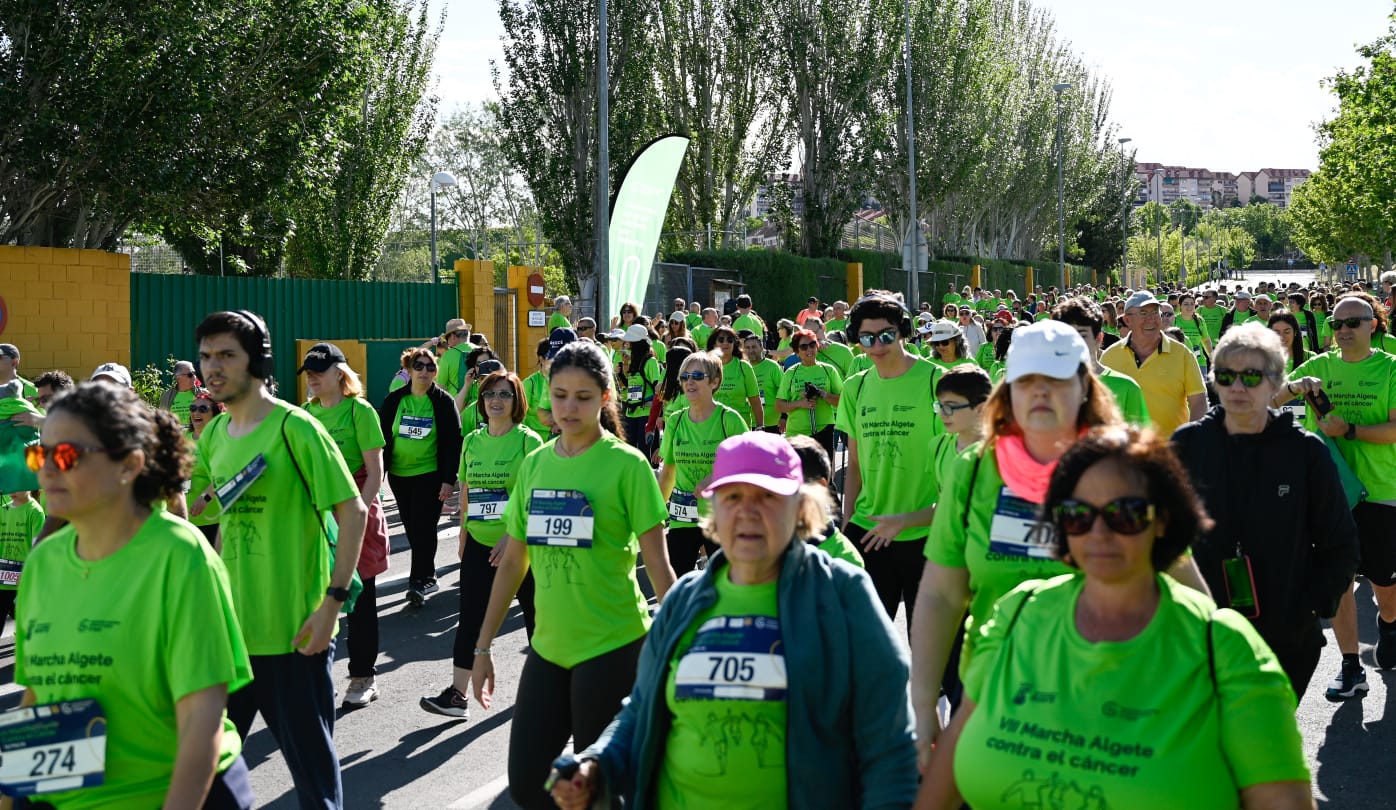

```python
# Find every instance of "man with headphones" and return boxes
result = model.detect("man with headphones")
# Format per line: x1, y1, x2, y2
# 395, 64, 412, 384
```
193, 310, 368, 809
834, 292, 946, 627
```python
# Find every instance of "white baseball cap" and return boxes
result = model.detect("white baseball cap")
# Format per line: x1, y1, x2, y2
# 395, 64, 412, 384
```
622, 324, 650, 343
1004, 320, 1090, 383
927, 322, 964, 341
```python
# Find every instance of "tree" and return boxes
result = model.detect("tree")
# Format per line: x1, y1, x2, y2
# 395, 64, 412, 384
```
1, 0, 379, 250
1168, 198, 1202, 236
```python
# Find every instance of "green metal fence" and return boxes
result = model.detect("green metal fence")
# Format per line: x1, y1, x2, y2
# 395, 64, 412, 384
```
131, 274, 458, 403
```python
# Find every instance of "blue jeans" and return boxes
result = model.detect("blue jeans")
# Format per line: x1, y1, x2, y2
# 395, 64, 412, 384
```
229, 644, 341, 810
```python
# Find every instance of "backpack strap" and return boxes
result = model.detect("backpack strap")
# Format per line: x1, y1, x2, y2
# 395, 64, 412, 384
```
960, 450, 985, 532
281, 412, 330, 546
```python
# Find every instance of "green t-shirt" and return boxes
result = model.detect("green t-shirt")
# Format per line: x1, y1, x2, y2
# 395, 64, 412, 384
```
388, 394, 439, 476
523, 371, 552, 436
304, 396, 385, 476
620, 356, 664, 419
732, 312, 765, 339
15, 511, 252, 809
660, 404, 749, 528
653, 339, 669, 366
185, 439, 218, 527
1195, 304, 1226, 342
924, 446, 1072, 654
0, 497, 43, 590
845, 353, 874, 378
1098, 367, 1151, 427
816, 342, 854, 377
955, 574, 1308, 810
835, 358, 945, 540
815, 524, 864, 568
461, 424, 544, 547
504, 434, 668, 667
548, 311, 571, 332
1229, 308, 1259, 331
686, 313, 703, 330
1174, 316, 1211, 371
195, 402, 358, 654
776, 362, 844, 436
715, 357, 760, 426
662, 392, 688, 426
436, 344, 470, 396
973, 343, 997, 373
169, 390, 196, 426
691, 324, 715, 351
824, 317, 848, 336
1291, 349, 1396, 500
658, 571, 786, 809
928, 356, 977, 373
930, 433, 962, 499
749, 358, 784, 428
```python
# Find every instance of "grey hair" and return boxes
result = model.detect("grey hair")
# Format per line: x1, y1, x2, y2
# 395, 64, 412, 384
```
1211, 322, 1285, 380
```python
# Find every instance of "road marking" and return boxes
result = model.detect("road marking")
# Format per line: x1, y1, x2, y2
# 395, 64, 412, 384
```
446, 772, 510, 809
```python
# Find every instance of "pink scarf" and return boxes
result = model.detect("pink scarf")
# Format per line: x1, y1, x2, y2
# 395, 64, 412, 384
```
994, 434, 1058, 504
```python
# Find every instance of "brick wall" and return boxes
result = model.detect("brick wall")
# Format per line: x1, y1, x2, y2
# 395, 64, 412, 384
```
0, 246, 132, 380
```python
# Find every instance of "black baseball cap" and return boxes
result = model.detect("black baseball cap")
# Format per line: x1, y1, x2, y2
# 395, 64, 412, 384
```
298, 342, 346, 374
547, 327, 578, 359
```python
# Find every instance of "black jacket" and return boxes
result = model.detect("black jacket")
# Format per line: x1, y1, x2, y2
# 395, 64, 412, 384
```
379, 383, 462, 486
1172, 406, 1359, 650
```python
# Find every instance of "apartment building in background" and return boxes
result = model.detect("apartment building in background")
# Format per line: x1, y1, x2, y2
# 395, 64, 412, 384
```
1132, 163, 1310, 209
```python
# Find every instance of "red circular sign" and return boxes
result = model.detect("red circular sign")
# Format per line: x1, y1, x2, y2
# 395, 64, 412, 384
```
527, 273, 546, 308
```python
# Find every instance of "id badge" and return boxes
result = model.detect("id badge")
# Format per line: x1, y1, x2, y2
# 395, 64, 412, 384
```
0, 559, 21, 587
668, 489, 699, 523
214, 453, 267, 511
399, 415, 433, 439
467, 488, 508, 521
525, 489, 595, 547
673, 615, 787, 701
0, 699, 106, 796
626, 385, 643, 404
1281, 399, 1305, 421
987, 487, 1053, 559
1223, 555, 1260, 618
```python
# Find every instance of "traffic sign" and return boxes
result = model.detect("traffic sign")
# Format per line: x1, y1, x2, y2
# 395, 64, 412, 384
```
1347, 263, 1360, 277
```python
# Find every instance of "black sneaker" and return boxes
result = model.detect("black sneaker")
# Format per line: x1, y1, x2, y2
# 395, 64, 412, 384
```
421, 578, 440, 598
405, 580, 425, 607
1377, 617, 1396, 670
1325, 664, 1369, 702
420, 686, 469, 719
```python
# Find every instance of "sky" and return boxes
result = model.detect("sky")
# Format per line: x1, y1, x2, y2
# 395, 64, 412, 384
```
428, 0, 1394, 173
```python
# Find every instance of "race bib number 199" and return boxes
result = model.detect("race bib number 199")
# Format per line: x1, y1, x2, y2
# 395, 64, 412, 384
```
0, 699, 106, 797
525, 489, 595, 548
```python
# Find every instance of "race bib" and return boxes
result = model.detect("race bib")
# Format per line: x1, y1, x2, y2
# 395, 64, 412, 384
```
0, 559, 21, 587
668, 489, 699, 522
214, 453, 266, 511
626, 385, 644, 404
0, 699, 106, 797
467, 488, 508, 521
525, 489, 595, 548
398, 415, 433, 440
987, 486, 1053, 559
1282, 400, 1306, 421
674, 615, 787, 701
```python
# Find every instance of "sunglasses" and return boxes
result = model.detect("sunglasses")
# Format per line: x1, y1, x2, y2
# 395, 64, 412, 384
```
451, 330, 471, 339
715, 336, 735, 344
176, 372, 195, 378
190, 404, 215, 414
856, 328, 899, 348
932, 339, 953, 347
1055, 496, 1155, 536
412, 361, 438, 372
24, 442, 125, 473
1329, 316, 1373, 330
796, 342, 818, 351
933, 399, 979, 416
480, 390, 515, 400
678, 371, 710, 382
1213, 367, 1270, 388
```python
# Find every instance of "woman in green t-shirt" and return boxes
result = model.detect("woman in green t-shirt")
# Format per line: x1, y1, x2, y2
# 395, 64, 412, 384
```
21, 383, 253, 809
470, 341, 676, 810
926, 322, 975, 371
921, 426, 1313, 810
421, 370, 542, 720
1176, 293, 1215, 370
659, 351, 749, 574
707, 326, 764, 428
775, 329, 842, 458
656, 345, 693, 437
773, 318, 797, 364
1269, 311, 1311, 375
379, 347, 463, 608
618, 323, 665, 456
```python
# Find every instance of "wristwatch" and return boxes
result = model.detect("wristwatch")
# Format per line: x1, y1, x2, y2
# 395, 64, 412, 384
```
1345, 423, 1358, 441
326, 585, 352, 603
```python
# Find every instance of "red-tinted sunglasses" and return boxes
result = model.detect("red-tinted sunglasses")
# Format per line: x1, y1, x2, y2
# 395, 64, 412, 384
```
24, 442, 125, 473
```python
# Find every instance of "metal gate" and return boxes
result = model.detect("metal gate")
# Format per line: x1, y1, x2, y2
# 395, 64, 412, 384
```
492, 288, 518, 373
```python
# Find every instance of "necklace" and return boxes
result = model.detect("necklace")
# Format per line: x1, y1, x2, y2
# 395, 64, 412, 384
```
555, 434, 601, 458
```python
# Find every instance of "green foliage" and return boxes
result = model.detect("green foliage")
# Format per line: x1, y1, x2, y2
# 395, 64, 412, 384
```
130, 356, 180, 408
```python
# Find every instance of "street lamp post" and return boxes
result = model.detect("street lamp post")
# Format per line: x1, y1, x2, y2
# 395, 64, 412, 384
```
1053, 83, 1072, 281
904, 0, 921, 310
1118, 137, 1131, 285
430, 170, 458, 284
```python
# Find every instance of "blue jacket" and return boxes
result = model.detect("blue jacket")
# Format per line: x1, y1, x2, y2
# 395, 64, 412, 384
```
583, 538, 917, 809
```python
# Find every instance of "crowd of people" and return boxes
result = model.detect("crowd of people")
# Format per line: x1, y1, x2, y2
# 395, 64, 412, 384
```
0, 270, 1393, 808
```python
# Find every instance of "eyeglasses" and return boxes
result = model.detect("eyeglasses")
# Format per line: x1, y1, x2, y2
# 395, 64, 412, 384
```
796, 342, 818, 351
190, 404, 215, 414
934, 400, 979, 416
1213, 367, 1270, 388
1054, 496, 1155, 535
412, 361, 437, 372
176, 372, 195, 378
932, 339, 953, 347
856, 328, 899, 348
678, 371, 710, 382
1160, 312, 1175, 319
715, 336, 735, 344
1329, 316, 1373, 330
24, 442, 125, 473
451, 330, 470, 339
480, 390, 515, 400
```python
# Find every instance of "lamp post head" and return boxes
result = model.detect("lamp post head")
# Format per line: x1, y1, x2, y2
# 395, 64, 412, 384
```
431, 171, 458, 190
1118, 137, 1132, 145
1053, 82, 1072, 94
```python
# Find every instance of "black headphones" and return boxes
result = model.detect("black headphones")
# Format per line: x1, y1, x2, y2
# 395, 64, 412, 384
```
232, 310, 274, 380
845, 294, 914, 344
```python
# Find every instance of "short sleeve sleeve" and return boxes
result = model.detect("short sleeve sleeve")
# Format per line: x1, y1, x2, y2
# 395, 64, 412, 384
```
165, 540, 252, 700
354, 398, 386, 451
925, 450, 977, 567
961, 584, 1028, 702
504, 453, 536, 541
742, 362, 759, 398
1212, 610, 1311, 787
777, 367, 794, 401
623, 448, 669, 533
659, 417, 677, 465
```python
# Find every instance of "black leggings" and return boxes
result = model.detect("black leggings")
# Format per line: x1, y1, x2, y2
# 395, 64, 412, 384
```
622, 414, 651, 458
507, 637, 644, 809
454, 534, 536, 669
845, 524, 926, 626
667, 525, 719, 577
346, 575, 379, 678
388, 472, 445, 583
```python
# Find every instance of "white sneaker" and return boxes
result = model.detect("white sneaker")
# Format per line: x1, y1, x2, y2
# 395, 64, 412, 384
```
344, 676, 379, 707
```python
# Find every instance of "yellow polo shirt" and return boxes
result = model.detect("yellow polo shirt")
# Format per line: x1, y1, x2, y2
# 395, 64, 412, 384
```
1100, 334, 1206, 437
